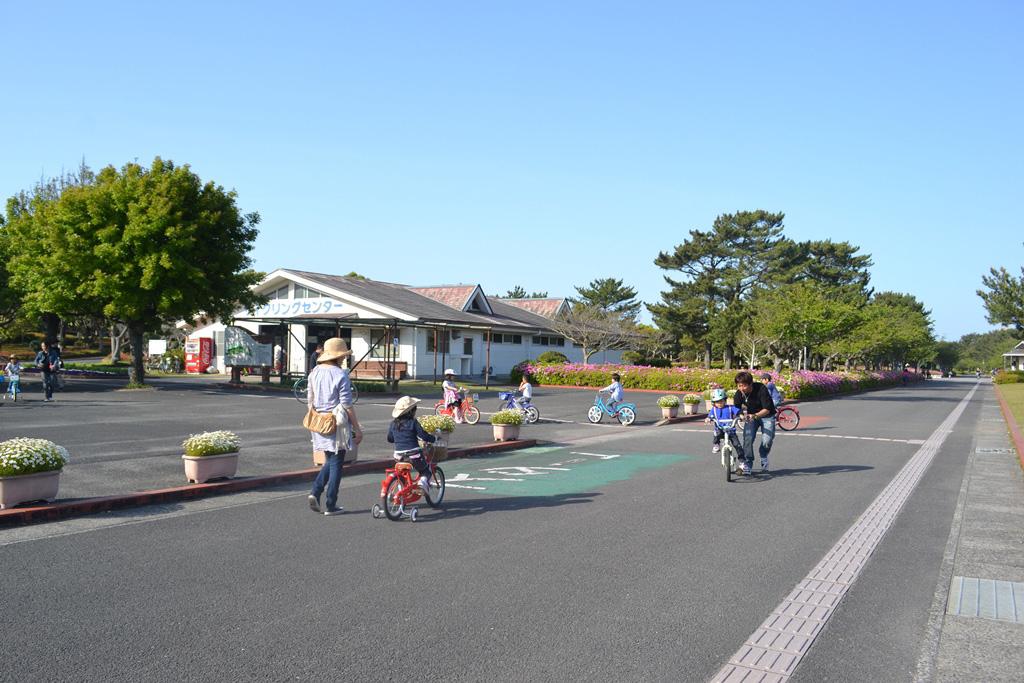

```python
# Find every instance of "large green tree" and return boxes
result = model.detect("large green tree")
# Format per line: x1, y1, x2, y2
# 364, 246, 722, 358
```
572, 277, 641, 320
650, 210, 794, 368
3, 157, 264, 383
504, 285, 548, 298
790, 239, 873, 302
978, 266, 1024, 331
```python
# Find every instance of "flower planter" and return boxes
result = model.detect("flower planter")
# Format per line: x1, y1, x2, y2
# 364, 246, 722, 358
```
661, 406, 679, 419
492, 424, 521, 442
0, 469, 61, 509
182, 452, 239, 484
313, 445, 359, 467
683, 403, 697, 415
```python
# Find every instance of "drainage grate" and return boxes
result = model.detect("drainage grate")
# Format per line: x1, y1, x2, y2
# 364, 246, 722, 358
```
975, 448, 1014, 454
947, 576, 1024, 623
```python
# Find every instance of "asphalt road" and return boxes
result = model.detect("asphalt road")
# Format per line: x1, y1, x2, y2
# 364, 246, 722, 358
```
0, 377, 984, 681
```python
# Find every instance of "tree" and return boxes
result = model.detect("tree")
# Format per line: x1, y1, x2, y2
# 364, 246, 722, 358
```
978, 266, 1024, 332
4, 157, 265, 384
650, 210, 794, 368
956, 328, 1018, 372
933, 341, 960, 371
505, 286, 548, 298
572, 277, 641, 320
790, 239, 873, 302
549, 304, 632, 363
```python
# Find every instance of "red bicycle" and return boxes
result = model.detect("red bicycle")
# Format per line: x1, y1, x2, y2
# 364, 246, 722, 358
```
433, 389, 481, 425
371, 446, 446, 522
776, 404, 800, 431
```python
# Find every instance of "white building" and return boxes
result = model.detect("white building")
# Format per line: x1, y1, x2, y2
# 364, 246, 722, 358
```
186, 269, 622, 379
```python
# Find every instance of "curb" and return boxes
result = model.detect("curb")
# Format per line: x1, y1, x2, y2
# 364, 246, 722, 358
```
993, 384, 1024, 471
653, 413, 708, 427
0, 439, 537, 527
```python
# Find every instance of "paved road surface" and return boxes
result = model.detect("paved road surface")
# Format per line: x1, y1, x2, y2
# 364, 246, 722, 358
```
1, 378, 1007, 681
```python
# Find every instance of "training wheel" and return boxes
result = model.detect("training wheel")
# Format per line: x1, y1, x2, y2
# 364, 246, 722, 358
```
371, 503, 384, 519
410, 508, 418, 522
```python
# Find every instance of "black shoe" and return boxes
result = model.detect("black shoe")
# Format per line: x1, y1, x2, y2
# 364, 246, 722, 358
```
323, 506, 344, 516
308, 494, 321, 513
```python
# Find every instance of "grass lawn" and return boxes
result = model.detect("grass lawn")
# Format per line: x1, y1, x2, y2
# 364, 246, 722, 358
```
996, 383, 1024, 427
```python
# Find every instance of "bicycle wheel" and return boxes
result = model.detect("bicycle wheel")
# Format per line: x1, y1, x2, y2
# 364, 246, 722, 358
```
434, 402, 445, 416
587, 406, 603, 423
351, 385, 359, 404
617, 407, 636, 426
384, 478, 405, 521
524, 406, 540, 423
777, 407, 800, 431
425, 466, 445, 507
724, 446, 732, 482
464, 406, 481, 425
293, 377, 308, 403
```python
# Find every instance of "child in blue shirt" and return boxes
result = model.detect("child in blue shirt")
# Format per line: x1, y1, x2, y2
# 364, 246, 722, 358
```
761, 373, 784, 408
705, 388, 744, 461
387, 396, 436, 492
600, 373, 624, 411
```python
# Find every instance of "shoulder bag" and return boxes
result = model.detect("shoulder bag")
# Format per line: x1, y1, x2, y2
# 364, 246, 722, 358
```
302, 368, 338, 436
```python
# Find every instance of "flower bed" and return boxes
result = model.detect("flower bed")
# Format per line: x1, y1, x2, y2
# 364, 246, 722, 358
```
521, 363, 921, 400
0, 438, 69, 476
182, 431, 241, 457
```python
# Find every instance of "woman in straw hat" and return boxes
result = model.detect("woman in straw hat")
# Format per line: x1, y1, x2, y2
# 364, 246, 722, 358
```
307, 337, 363, 516
387, 396, 436, 493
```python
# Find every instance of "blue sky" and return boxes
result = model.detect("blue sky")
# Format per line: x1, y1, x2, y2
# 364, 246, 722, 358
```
2, 1, 1021, 341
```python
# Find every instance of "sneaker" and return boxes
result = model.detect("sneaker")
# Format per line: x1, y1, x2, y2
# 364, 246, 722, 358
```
712, 445, 720, 453
307, 494, 321, 513
741, 464, 751, 475
761, 460, 769, 472
323, 506, 344, 516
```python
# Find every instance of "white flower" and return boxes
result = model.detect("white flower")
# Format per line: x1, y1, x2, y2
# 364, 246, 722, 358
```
182, 430, 241, 457
0, 438, 69, 476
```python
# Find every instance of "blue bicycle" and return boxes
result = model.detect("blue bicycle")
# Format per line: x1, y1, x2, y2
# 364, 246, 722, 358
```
498, 391, 540, 423
587, 393, 637, 426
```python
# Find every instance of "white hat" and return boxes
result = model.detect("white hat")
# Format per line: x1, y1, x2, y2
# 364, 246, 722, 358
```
392, 395, 421, 418
443, 368, 456, 376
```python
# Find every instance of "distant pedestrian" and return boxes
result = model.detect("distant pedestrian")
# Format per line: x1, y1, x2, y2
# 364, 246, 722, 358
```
273, 343, 285, 373
307, 337, 363, 516
34, 342, 60, 402
309, 343, 323, 371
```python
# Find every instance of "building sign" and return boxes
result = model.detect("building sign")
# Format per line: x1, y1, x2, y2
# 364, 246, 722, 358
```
224, 326, 272, 366
249, 298, 344, 318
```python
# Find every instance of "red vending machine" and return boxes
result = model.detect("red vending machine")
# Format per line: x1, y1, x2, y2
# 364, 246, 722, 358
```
185, 337, 213, 374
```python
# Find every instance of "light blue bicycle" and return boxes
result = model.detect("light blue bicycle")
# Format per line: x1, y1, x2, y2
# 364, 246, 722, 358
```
587, 393, 637, 426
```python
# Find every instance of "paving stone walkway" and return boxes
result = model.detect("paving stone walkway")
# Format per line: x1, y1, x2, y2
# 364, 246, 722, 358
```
919, 382, 1024, 682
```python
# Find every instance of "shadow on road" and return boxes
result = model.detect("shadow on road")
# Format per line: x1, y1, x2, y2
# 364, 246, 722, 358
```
413, 492, 600, 521
752, 464, 874, 478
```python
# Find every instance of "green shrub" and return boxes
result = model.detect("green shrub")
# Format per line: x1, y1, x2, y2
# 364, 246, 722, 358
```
182, 430, 241, 457
994, 371, 1024, 384
623, 351, 671, 367
657, 395, 680, 408
536, 351, 569, 364
490, 409, 524, 426
0, 438, 69, 476
510, 360, 534, 385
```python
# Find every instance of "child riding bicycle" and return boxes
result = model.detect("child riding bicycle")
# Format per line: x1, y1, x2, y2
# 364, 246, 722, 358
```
600, 373, 624, 412
516, 375, 534, 410
387, 396, 437, 493
442, 369, 463, 423
705, 387, 744, 463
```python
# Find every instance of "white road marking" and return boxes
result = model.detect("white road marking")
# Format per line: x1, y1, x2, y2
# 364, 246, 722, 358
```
711, 385, 978, 682
672, 428, 926, 445
571, 451, 622, 459
445, 483, 487, 490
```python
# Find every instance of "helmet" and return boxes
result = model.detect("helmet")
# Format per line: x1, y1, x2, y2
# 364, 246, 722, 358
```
710, 388, 727, 402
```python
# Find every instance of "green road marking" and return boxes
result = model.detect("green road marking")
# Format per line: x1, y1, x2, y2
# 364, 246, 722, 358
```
446, 447, 694, 496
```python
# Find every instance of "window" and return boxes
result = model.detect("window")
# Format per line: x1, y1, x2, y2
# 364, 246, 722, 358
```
464, 337, 473, 355
272, 286, 289, 300
532, 335, 564, 347
294, 285, 322, 299
426, 330, 450, 354
490, 333, 523, 345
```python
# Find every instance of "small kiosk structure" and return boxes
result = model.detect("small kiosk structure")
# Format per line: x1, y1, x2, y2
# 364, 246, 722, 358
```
1003, 340, 1024, 371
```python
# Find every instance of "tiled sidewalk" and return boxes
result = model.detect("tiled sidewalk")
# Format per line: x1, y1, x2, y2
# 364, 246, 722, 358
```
922, 383, 1024, 682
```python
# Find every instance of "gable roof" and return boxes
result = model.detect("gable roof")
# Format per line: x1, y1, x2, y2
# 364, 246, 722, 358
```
272, 269, 550, 331
407, 285, 477, 310
495, 297, 568, 319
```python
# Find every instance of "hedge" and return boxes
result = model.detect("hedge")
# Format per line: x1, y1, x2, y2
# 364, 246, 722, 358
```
519, 363, 922, 400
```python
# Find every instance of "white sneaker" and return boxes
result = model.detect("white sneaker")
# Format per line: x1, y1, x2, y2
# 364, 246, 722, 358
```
712, 445, 720, 453
419, 477, 430, 492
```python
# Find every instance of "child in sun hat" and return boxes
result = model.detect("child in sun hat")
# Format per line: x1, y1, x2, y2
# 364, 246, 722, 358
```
442, 368, 463, 423
3, 355, 22, 401
387, 396, 436, 492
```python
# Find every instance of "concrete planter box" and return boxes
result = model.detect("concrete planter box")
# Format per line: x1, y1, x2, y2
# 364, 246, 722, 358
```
182, 452, 239, 484
492, 424, 521, 441
660, 406, 679, 419
0, 469, 61, 509
683, 402, 698, 415
313, 446, 359, 467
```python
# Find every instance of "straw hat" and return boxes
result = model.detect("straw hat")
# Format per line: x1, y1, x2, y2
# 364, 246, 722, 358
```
444, 368, 456, 376
392, 395, 421, 418
317, 337, 352, 364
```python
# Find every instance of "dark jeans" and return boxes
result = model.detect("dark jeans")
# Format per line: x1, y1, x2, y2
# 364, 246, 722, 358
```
742, 416, 776, 469
311, 450, 345, 510
41, 371, 54, 399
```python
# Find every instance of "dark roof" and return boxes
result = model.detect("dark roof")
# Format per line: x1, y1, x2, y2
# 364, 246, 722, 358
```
280, 269, 551, 331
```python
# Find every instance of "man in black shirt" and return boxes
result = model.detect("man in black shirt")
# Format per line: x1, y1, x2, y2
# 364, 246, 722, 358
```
732, 370, 776, 475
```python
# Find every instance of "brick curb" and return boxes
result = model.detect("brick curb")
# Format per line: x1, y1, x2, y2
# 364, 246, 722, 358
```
993, 384, 1024, 471
0, 439, 537, 527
